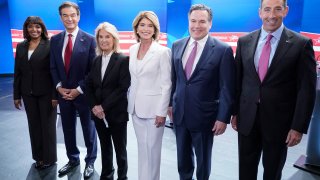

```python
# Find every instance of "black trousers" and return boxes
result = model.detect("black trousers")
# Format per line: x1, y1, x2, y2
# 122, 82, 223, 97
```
22, 93, 57, 164
94, 119, 128, 180
238, 106, 288, 180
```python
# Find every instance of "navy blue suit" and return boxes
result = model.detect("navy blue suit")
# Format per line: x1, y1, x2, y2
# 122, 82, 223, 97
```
50, 29, 97, 165
171, 36, 235, 180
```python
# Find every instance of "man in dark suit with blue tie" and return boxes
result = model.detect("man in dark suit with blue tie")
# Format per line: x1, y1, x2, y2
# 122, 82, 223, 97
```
50, 1, 97, 178
231, 0, 316, 179
168, 4, 235, 180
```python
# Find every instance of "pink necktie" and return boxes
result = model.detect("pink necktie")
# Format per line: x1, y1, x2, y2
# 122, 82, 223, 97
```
258, 34, 273, 82
185, 41, 197, 79
64, 34, 73, 75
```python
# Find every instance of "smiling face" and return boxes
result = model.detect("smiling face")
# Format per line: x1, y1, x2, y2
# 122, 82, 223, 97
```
97, 29, 114, 54
60, 6, 80, 33
136, 17, 155, 41
27, 23, 42, 41
259, 0, 288, 33
188, 9, 212, 41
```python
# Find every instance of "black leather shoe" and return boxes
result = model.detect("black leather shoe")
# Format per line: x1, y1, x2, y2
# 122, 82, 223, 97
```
58, 161, 80, 175
83, 164, 94, 179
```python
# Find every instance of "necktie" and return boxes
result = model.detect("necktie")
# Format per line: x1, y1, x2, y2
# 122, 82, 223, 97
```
185, 41, 197, 79
64, 34, 73, 75
258, 34, 273, 82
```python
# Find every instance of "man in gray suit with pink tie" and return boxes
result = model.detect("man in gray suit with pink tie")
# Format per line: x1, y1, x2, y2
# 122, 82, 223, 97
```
231, 0, 316, 179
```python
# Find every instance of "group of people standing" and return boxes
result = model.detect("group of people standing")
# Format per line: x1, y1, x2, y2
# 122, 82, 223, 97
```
13, 0, 316, 180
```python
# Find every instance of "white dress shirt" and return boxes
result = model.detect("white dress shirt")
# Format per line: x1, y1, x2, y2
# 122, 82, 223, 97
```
62, 26, 79, 64
101, 52, 113, 81
182, 34, 209, 75
28, 50, 34, 60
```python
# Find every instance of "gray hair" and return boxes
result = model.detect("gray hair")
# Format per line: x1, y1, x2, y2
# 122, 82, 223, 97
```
94, 22, 121, 56
188, 4, 213, 22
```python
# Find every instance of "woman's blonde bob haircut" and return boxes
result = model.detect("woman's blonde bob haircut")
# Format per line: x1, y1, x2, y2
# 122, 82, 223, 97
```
132, 11, 160, 42
95, 22, 121, 56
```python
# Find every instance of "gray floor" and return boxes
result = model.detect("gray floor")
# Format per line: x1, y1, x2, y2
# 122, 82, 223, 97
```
0, 77, 319, 180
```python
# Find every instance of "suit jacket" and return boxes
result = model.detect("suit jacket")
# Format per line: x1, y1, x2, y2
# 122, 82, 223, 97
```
86, 53, 130, 123
171, 36, 235, 131
50, 29, 96, 92
14, 39, 56, 99
235, 27, 316, 138
127, 41, 172, 118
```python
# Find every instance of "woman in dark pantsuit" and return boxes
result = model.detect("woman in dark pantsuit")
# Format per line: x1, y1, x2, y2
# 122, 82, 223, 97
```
86, 22, 130, 180
13, 16, 57, 169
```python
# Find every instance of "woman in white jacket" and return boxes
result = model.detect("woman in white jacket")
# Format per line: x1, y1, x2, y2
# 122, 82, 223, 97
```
127, 11, 171, 180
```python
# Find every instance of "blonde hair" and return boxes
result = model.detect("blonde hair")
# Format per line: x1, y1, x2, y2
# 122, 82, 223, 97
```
132, 11, 160, 42
94, 22, 121, 56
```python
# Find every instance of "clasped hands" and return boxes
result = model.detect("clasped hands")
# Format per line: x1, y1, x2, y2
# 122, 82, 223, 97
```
58, 87, 80, 101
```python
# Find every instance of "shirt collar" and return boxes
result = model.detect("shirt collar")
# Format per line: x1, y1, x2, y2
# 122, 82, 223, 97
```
260, 23, 284, 41
103, 51, 113, 57
65, 26, 79, 38
188, 34, 209, 47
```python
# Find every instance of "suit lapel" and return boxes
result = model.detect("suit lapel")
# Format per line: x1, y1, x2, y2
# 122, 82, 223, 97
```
136, 41, 156, 75
29, 39, 45, 62
247, 30, 261, 82
267, 28, 293, 76
57, 31, 66, 75
19, 41, 29, 62
130, 44, 138, 76
190, 36, 215, 80
69, 30, 85, 70
176, 38, 189, 81
102, 53, 117, 82
94, 56, 103, 82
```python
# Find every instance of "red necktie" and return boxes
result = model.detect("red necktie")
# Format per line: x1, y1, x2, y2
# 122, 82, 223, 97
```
258, 34, 273, 82
185, 41, 197, 79
64, 34, 73, 75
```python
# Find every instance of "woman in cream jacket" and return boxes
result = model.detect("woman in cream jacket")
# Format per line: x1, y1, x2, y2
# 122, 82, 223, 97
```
127, 11, 171, 180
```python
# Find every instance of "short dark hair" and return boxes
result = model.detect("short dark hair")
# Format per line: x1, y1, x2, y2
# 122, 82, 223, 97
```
59, 1, 80, 15
260, 0, 287, 8
23, 16, 48, 41
188, 4, 213, 22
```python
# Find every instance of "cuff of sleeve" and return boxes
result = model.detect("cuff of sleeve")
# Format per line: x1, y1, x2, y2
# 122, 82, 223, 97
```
77, 86, 83, 94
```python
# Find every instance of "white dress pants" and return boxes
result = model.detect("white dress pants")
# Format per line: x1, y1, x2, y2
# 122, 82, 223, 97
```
132, 114, 165, 180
